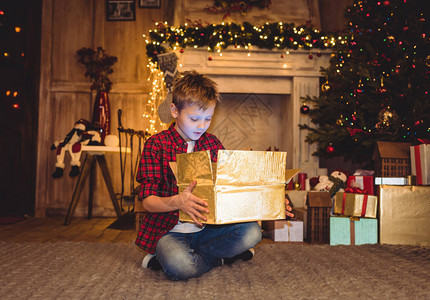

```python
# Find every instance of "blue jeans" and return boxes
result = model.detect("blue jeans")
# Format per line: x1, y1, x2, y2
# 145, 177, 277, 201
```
155, 222, 262, 280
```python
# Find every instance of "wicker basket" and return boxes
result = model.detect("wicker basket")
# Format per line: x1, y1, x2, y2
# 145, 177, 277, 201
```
306, 192, 331, 244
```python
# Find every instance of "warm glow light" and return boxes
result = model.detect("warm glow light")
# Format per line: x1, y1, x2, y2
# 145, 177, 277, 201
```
15, 27, 21, 33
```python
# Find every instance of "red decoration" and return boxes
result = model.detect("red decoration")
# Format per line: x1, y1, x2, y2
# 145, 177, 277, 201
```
281, 54, 284, 58
326, 144, 335, 153
300, 104, 310, 114
208, 56, 213, 61
92, 91, 111, 144
308, 54, 313, 59
180, 49, 184, 53
383, 0, 390, 6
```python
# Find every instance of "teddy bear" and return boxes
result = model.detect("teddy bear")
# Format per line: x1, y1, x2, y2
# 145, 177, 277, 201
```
51, 119, 101, 178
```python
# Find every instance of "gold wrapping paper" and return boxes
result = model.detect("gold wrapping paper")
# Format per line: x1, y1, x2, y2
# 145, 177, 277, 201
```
334, 192, 378, 218
172, 150, 298, 224
380, 185, 430, 246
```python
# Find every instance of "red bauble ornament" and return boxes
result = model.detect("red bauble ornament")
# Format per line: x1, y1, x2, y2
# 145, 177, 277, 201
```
180, 49, 184, 53
383, 0, 390, 6
326, 145, 335, 154
281, 54, 284, 58
308, 54, 313, 60
208, 56, 213, 61
300, 104, 310, 114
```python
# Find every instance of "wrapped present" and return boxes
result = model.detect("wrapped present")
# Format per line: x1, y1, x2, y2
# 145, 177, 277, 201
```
374, 177, 414, 186
294, 207, 307, 239
380, 185, 430, 246
330, 216, 377, 245
263, 219, 304, 242
410, 144, 430, 185
334, 190, 377, 218
170, 150, 300, 224
347, 175, 374, 195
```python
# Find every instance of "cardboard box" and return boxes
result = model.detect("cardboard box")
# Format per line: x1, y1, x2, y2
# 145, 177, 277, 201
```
347, 175, 374, 195
330, 216, 378, 245
171, 150, 300, 224
285, 190, 307, 208
379, 185, 430, 246
410, 144, 430, 185
263, 219, 304, 242
334, 192, 378, 218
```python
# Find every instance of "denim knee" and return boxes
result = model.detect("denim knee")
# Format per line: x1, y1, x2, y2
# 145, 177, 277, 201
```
161, 250, 202, 281
241, 222, 262, 247
156, 236, 207, 281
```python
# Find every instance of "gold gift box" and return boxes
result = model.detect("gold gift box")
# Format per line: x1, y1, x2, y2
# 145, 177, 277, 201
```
334, 192, 378, 218
380, 185, 430, 246
170, 150, 300, 224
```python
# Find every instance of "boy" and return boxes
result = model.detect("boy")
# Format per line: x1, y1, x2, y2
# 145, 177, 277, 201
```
135, 70, 294, 280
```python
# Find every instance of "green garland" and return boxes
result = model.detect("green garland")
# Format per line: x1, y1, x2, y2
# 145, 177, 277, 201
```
145, 21, 343, 64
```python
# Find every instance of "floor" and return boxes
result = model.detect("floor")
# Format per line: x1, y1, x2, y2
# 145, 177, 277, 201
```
0, 217, 137, 243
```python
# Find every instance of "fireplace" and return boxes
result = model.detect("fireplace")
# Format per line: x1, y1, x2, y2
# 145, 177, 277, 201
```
177, 48, 330, 177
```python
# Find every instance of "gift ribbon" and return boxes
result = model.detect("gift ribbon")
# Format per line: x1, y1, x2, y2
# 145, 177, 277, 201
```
350, 219, 355, 246
414, 146, 423, 185
361, 194, 368, 218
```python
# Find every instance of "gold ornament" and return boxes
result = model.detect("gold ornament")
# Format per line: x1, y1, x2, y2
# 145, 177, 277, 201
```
376, 107, 398, 130
321, 81, 331, 92
294, 182, 301, 190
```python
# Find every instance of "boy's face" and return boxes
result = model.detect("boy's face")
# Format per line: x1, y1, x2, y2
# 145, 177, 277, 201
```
171, 102, 216, 141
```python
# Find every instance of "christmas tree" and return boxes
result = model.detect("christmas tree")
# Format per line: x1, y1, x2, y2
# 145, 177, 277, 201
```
300, 0, 430, 164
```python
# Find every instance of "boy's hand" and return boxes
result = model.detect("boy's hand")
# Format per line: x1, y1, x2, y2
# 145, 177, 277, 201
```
285, 198, 294, 219
177, 180, 209, 226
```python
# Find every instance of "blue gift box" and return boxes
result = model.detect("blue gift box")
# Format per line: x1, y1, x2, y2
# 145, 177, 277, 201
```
330, 216, 378, 245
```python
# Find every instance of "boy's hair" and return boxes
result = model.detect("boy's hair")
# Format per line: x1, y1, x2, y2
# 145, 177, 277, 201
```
172, 70, 220, 111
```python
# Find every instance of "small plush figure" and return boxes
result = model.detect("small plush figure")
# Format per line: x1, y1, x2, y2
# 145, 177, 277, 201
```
51, 119, 101, 178
312, 170, 349, 197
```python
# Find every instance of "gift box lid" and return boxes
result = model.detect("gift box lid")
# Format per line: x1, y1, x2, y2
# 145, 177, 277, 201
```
306, 191, 332, 208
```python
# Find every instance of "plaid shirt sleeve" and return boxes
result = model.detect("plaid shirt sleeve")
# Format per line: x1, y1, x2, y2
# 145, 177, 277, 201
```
136, 137, 163, 199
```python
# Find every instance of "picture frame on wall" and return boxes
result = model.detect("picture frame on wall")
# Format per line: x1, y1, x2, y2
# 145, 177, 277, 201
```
138, 0, 161, 8
106, 0, 136, 21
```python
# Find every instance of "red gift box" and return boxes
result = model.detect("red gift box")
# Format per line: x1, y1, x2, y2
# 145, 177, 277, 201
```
347, 176, 374, 195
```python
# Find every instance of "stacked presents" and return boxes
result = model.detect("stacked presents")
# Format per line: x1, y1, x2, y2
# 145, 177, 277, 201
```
330, 173, 378, 245
264, 141, 430, 247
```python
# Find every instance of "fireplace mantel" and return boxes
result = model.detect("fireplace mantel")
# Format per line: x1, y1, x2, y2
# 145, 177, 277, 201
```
177, 48, 331, 177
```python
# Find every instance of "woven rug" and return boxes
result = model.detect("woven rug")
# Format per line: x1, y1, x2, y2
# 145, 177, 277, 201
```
1, 241, 429, 299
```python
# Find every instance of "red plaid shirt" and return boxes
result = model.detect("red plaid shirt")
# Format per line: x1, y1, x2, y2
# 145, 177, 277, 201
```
135, 123, 224, 254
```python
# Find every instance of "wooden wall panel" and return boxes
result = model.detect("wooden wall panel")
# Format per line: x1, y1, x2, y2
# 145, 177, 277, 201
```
51, 0, 94, 82
36, 0, 170, 217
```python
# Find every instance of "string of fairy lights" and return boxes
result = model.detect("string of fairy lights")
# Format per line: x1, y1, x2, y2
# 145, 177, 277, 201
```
143, 21, 345, 64
143, 61, 168, 134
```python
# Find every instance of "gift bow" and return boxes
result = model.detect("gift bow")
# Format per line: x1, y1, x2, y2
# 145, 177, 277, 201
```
344, 187, 369, 194
417, 138, 430, 144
